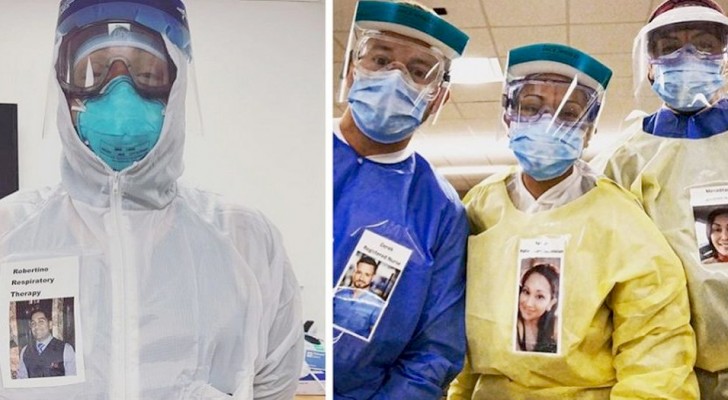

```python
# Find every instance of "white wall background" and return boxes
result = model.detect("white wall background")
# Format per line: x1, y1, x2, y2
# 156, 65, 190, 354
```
0, 0, 326, 332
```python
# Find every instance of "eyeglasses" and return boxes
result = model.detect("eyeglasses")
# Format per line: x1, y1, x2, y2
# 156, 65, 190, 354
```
504, 79, 601, 126
353, 32, 446, 90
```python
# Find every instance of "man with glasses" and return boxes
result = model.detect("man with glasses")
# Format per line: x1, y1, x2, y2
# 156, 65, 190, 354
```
0, 1, 302, 398
591, 1, 728, 397
333, 1, 470, 398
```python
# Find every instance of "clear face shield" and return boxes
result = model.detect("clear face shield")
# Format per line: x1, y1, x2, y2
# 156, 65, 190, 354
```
56, 21, 176, 101
504, 74, 605, 181
42, 19, 204, 160
634, 10, 728, 112
338, 27, 450, 143
41, 18, 203, 171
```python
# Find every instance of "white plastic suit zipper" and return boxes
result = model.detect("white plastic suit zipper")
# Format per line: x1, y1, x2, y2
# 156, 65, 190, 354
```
109, 174, 128, 398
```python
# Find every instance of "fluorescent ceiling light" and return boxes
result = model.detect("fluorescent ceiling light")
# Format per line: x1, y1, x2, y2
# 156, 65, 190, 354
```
450, 57, 503, 85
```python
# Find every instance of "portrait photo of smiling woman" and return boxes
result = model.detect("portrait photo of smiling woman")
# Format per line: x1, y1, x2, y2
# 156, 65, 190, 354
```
703, 208, 728, 264
515, 263, 560, 354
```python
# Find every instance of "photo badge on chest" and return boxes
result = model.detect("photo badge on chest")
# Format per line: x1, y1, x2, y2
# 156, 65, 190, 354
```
513, 237, 566, 356
333, 229, 412, 342
0, 256, 85, 388
690, 185, 728, 266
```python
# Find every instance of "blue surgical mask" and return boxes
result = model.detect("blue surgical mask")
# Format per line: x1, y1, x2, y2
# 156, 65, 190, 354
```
76, 76, 165, 171
651, 52, 725, 112
508, 117, 584, 181
347, 69, 428, 144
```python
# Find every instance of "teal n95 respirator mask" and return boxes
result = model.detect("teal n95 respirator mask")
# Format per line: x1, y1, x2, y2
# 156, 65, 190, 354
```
74, 76, 165, 171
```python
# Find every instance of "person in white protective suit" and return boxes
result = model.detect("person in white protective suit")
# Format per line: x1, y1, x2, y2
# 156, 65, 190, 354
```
447, 43, 698, 399
590, 0, 728, 397
0, 1, 303, 399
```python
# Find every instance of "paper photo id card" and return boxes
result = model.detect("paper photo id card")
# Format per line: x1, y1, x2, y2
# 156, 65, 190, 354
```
690, 186, 728, 265
513, 237, 566, 356
0, 256, 85, 388
333, 230, 412, 342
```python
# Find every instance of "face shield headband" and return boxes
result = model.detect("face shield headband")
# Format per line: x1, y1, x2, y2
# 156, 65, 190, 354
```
56, 0, 192, 58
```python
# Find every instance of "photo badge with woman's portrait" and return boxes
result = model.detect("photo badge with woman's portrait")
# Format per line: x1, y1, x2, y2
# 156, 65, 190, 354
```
690, 185, 728, 265
513, 237, 565, 355
333, 230, 412, 342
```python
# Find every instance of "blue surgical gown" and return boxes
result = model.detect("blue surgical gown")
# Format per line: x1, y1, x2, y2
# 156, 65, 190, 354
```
333, 287, 384, 339
333, 134, 468, 400
643, 99, 728, 139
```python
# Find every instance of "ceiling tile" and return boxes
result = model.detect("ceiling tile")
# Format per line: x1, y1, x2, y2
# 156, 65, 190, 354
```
436, 103, 463, 121
491, 26, 568, 55
416, 150, 449, 166
335, 0, 488, 30
597, 99, 642, 135
570, 0, 651, 23
606, 77, 635, 98
333, 0, 357, 33
647, 0, 728, 18
460, 28, 497, 58
466, 118, 509, 142
418, 0, 488, 28
498, 56, 507, 71
413, 133, 493, 166
332, 61, 344, 86
457, 101, 501, 120
333, 103, 347, 118
570, 23, 643, 54
649, 0, 662, 17
636, 96, 663, 112
333, 31, 349, 63
417, 119, 473, 137
450, 82, 503, 103
483, 0, 566, 26
593, 53, 632, 77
